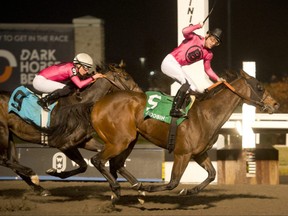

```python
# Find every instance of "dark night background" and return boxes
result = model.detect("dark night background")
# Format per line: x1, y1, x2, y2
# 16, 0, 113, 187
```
1, 0, 288, 90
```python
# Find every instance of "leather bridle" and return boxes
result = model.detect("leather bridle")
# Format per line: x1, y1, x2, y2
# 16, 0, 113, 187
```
207, 78, 267, 110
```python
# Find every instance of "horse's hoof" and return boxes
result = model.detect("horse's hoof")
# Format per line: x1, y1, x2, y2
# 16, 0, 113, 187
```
179, 188, 188, 196
131, 182, 142, 190
40, 189, 51, 196
137, 190, 145, 205
111, 194, 120, 205
138, 198, 145, 205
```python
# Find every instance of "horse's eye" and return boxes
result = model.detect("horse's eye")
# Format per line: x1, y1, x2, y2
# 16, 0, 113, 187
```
257, 83, 264, 91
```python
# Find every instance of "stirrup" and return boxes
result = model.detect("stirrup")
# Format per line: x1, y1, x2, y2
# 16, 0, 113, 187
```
37, 100, 50, 112
170, 109, 186, 118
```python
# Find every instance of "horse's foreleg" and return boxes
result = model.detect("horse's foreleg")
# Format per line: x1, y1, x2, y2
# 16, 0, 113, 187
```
109, 140, 141, 189
118, 166, 146, 204
117, 167, 141, 189
0, 126, 49, 196
108, 141, 145, 204
46, 147, 87, 179
2, 160, 50, 196
181, 152, 216, 195
139, 153, 191, 193
81, 138, 104, 152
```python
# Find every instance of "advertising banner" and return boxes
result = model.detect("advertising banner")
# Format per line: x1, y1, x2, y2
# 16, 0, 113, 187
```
0, 144, 164, 182
0, 25, 74, 91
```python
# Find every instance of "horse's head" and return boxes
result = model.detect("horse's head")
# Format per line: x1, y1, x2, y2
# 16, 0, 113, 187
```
238, 70, 279, 114
103, 61, 143, 93
58, 61, 142, 105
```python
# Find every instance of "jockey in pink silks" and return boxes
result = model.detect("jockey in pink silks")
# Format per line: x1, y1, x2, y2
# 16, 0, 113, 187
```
33, 53, 105, 111
161, 23, 224, 117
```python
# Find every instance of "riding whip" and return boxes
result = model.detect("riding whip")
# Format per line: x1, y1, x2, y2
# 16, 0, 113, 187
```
203, 0, 217, 24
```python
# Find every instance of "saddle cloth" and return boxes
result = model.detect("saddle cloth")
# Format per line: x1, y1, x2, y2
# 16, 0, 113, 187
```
144, 91, 194, 125
8, 85, 56, 127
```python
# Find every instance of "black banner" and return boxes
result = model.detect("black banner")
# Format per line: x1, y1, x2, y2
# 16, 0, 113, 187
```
0, 26, 74, 91
0, 144, 164, 182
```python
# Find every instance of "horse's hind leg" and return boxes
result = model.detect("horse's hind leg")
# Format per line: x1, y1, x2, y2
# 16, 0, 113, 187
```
9, 138, 19, 163
5, 133, 19, 163
139, 153, 192, 193
46, 147, 88, 179
180, 152, 216, 195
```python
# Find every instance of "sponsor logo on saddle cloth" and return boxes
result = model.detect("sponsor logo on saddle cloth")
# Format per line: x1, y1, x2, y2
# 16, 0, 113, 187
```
144, 91, 195, 125
8, 85, 56, 128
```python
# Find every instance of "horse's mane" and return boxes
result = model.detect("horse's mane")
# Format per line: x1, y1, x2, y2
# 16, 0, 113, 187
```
222, 69, 240, 82
77, 61, 130, 93
75, 62, 110, 92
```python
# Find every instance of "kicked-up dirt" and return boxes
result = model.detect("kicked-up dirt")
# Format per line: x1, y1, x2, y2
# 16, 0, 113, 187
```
0, 180, 288, 216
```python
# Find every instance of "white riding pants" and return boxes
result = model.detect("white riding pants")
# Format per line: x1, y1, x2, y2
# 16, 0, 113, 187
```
161, 54, 198, 92
33, 75, 66, 93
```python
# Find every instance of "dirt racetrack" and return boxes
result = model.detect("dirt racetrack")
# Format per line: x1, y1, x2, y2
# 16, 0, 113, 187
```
1, 180, 288, 216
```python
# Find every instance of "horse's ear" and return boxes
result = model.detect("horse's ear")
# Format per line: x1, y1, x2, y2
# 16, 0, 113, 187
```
225, 69, 234, 77
240, 69, 250, 79
223, 69, 235, 81
95, 64, 102, 72
119, 60, 126, 68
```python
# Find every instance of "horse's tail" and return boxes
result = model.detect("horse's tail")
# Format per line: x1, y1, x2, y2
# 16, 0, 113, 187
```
43, 102, 94, 142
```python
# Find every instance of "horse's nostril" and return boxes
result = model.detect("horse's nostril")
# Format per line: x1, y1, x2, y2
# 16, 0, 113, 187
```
274, 103, 280, 110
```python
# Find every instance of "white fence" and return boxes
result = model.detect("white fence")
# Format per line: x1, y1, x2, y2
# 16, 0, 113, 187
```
221, 113, 288, 145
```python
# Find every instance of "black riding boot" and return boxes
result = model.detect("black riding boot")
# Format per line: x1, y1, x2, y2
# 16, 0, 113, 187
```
37, 85, 74, 111
37, 91, 61, 112
170, 82, 191, 117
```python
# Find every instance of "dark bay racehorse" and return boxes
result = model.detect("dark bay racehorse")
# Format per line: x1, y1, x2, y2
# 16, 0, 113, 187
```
0, 62, 142, 196
88, 69, 279, 203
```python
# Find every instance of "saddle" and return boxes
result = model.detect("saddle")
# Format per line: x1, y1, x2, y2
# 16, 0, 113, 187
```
144, 91, 194, 125
8, 85, 56, 128
144, 91, 195, 153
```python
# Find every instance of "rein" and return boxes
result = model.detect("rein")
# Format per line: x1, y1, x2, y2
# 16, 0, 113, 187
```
207, 80, 265, 107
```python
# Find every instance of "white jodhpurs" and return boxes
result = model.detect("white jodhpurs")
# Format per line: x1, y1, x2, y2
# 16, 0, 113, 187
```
161, 54, 198, 92
33, 75, 66, 93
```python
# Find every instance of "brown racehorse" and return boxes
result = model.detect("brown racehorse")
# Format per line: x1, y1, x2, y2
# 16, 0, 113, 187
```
0, 62, 142, 196
89, 69, 279, 203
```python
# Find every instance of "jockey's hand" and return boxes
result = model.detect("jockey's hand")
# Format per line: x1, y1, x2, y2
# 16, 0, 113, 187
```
192, 22, 203, 27
217, 77, 226, 82
92, 73, 105, 81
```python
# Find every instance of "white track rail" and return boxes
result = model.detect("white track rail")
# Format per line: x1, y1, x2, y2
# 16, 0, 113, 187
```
222, 113, 288, 145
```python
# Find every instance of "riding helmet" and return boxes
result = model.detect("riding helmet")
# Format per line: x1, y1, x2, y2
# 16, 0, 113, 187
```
73, 53, 93, 68
207, 28, 223, 44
